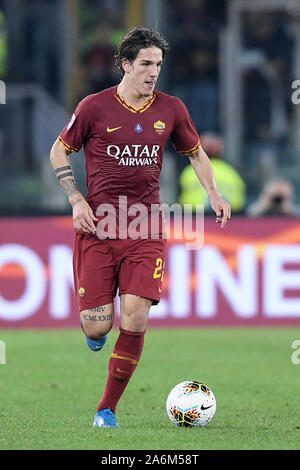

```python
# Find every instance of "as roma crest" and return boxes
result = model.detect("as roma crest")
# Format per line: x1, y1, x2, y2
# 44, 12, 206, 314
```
153, 120, 166, 135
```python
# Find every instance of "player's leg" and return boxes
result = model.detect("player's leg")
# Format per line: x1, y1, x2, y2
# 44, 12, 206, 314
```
93, 238, 166, 427
94, 294, 151, 427
80, 303, 114, 351
119, 293, 152, 332
73, 233, 117, 352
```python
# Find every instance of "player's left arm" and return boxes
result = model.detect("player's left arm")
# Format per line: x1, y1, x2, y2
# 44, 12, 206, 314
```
188, 145, 231, 228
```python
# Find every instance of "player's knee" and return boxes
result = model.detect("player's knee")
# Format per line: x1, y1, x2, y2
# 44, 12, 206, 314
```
80, 308, 114, 340
120, 295, 152, 331
83, 322, 112, 340
122, 310, 148, 331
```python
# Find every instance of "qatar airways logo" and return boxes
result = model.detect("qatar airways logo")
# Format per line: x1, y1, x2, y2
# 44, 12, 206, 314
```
107, 144, 160, 166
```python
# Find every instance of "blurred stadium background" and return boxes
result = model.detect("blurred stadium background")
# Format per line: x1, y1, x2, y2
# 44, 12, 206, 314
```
1, 0, 300, 452
1, 0, 300, 328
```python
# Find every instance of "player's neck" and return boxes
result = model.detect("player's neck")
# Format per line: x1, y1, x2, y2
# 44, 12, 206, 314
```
117, 81, 153, 109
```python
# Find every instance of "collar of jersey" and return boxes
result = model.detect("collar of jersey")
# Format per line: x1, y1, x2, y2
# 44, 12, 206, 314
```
114, 90, 156, 114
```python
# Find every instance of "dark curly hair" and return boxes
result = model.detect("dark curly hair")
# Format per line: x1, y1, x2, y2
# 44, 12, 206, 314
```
115, 27, 169, 74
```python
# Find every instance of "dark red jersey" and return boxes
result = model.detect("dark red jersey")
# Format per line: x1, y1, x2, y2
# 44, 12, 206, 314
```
59, 85, 200, 237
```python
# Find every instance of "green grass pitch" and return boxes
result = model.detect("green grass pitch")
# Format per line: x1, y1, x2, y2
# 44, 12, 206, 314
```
0, 327, 299, 450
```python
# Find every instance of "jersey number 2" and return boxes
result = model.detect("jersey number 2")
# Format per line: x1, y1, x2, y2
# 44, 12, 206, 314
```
153, 257, 165, 281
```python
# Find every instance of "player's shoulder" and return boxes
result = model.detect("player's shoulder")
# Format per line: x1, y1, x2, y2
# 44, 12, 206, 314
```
155, 90, 187, 110
76, 86, 117, 111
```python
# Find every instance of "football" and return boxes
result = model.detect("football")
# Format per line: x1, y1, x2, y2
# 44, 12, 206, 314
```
166, 380, 216, 427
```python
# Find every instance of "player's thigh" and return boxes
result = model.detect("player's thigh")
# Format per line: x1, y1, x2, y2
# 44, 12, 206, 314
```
80, 303, 114, 339
118, 238, 166, 301
120, 294, 152, 332
118, 238, 167, 331
73, 234, 118, 338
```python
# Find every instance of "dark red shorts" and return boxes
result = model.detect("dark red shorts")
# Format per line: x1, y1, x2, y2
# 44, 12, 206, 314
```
73, 233, 167, 311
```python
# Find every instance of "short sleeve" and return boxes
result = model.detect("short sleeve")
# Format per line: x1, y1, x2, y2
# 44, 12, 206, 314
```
58, 96, 93, 153
170, 98, 200, 156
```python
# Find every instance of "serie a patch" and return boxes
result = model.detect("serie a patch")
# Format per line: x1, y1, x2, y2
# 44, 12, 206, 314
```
134, 123, 143, 133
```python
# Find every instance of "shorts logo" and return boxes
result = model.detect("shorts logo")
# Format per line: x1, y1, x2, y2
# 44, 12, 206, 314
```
134, 123, 143, 133
78, 286, 85, 298
154, 120, 165, 135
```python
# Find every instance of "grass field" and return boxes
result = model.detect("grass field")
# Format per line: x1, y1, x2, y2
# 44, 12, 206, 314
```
0, 327, 299, 450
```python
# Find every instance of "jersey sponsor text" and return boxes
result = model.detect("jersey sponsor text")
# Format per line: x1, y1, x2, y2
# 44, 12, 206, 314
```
107, 144, 160, 166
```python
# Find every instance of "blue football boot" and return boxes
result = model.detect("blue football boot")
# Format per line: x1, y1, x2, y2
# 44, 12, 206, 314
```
93, 408, 118, 428
86, 334, 107, 352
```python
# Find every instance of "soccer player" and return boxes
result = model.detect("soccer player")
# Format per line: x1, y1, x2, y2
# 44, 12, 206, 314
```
49, 27, 231, 428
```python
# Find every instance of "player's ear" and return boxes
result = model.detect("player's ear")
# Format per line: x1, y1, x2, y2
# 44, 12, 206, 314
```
122, 58, 131, 74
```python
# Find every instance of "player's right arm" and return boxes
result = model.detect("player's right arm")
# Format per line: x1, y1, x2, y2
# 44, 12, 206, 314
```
50, 138, 97, 234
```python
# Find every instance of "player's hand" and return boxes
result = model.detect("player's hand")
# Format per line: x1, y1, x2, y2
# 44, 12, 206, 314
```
71, 197, 98, 235
209, 191, 231, 228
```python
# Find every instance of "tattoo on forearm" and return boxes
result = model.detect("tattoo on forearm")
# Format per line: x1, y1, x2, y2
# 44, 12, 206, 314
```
60, 178, 79, 198
55, 165, 74, 182
82, 312, 113, 322
55, 165, 71, 174
57, 171, 74, 181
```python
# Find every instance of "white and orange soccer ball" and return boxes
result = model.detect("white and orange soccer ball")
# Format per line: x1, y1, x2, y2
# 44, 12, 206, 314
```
166, 380, 216, 427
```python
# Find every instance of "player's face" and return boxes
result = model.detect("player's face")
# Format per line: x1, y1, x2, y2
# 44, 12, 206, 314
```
124, 46, 163, 97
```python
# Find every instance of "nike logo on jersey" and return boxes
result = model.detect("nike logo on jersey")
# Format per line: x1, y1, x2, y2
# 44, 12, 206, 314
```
107, 126, 122, 133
